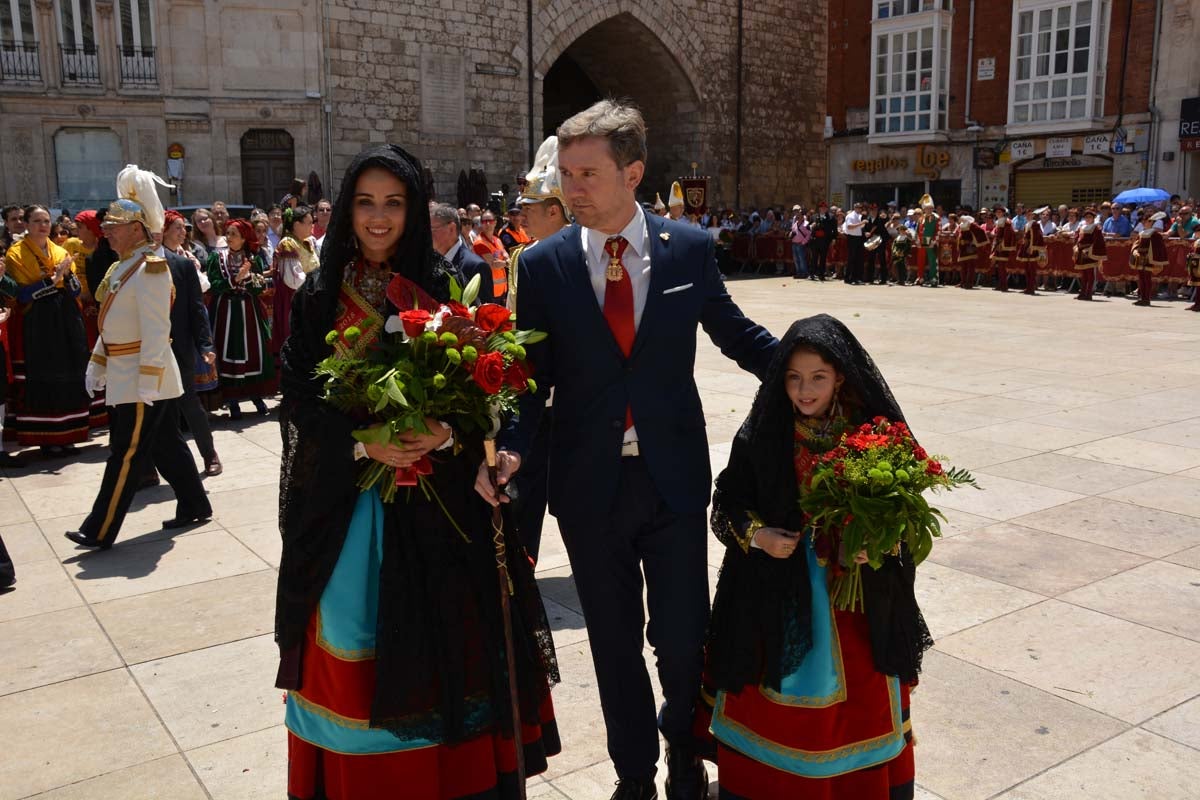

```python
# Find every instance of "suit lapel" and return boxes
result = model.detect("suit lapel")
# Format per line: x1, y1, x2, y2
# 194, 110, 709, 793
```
631, 214, 669, 359
562, 225, 624, 360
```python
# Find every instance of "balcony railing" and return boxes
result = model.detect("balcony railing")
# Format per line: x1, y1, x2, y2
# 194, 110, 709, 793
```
119, 45, 157, 87
60, 45, 100, 85
0, 41, 41, 83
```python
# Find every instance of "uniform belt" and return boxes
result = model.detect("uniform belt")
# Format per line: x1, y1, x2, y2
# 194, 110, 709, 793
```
103, 340, 142, 356
621, 440, 640, 458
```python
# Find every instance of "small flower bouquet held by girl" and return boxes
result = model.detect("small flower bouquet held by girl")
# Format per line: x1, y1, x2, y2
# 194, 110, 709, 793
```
314, 273, 543, 511
800, 417, 977, 611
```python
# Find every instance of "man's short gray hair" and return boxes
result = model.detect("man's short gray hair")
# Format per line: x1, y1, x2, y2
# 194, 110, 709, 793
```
556, 99, 648, 169
430, 202, 461, 234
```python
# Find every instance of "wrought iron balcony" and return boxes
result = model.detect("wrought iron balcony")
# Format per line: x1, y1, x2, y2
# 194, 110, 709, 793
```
0, 41, 41, 83
119, 45, 157, 87
60, 44, 100, 85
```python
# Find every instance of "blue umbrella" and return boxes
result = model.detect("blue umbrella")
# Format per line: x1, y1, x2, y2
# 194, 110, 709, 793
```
1113, 188, 1170, 204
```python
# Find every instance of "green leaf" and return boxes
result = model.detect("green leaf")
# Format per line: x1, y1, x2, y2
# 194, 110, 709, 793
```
385, 377, 408, 406
449, 274, 463, 303
462, 273, 482, 306
352, 426, 391, 445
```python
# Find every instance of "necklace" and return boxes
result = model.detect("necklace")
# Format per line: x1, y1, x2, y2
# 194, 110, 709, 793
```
348, 257, 390, 313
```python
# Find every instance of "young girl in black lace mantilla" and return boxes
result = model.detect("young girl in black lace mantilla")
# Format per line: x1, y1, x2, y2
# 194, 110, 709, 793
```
698, 314, 932, 800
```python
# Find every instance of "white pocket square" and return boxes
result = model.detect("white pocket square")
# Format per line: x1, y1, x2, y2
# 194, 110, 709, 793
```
663, 283, 694, 295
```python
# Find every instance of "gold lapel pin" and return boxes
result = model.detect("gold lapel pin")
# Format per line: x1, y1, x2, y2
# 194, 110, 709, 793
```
660, 232, 670, 241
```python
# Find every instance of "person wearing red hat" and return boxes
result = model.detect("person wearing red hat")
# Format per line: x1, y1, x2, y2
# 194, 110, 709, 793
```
808, 202, 835, 281
206, 218, 274, 418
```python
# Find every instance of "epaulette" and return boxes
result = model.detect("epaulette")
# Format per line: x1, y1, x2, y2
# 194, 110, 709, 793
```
144, 255, 168, 274
508, 244, 526, 272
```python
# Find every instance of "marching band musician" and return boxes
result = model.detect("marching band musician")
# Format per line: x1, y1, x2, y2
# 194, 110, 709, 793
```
1130, 212, 1169, 307
1014, 206, 1047, 295
918, 194, 940, 287
505, 135, 571, 562
956, 215, 988, 290
990, 206, 1017, 292
1072, 208, 1107, 302
65, 165, 210, 551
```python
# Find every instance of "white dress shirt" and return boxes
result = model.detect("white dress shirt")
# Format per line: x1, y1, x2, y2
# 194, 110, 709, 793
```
844, 210, 864, 236
582, 204, 653, 444
444, 239, 463, 265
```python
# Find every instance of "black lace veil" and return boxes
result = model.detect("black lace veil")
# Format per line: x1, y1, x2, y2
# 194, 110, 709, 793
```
707, 314, 931, 692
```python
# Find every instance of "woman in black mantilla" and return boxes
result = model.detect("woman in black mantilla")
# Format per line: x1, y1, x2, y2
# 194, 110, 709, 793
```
696, 314, 932, 799
276, 144, 560, 799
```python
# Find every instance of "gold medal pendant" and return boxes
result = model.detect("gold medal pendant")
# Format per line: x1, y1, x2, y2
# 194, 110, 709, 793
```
605, 241, 625, 282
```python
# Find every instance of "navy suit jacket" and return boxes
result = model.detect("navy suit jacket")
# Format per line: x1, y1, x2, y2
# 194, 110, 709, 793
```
450, 243, 487, 295
165, 251, 213, 391
500, 212, 778, 519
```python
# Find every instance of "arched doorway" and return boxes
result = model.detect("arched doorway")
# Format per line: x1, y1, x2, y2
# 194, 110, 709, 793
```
240, 129, 295, 209
541, 13, 702, 204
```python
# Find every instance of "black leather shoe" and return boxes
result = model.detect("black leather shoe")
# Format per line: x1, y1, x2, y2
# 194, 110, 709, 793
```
0, 560, 15, 588
65, 531, 112, 550
610, 778, 657, 800
664, 744, 708, 800
163, 507, 213, 530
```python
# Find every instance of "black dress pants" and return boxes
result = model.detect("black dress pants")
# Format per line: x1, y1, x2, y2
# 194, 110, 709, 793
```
177, 390, 215, 461
809, 244, 828, 279
80, 399, 210, 546
845, 235, 865, 283
508, 405, 552, 562
557, 458, 709, 781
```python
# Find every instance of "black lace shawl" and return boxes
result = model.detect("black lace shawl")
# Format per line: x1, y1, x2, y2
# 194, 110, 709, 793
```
276, 144, 558, 741
707, 314, 933, 692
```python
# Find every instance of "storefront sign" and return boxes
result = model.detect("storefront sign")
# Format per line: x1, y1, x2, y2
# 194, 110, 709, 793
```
1009, 140, 1035, 160
1180, 97, 1200, 143
1045, 138, 1072, 158
977, 58, 995, 81
851, 155, 909, 174
913, 145, 952, 179
1083, 134, 1110, 155
1111, 153, 1145, 195
1042, 157, 1084, 168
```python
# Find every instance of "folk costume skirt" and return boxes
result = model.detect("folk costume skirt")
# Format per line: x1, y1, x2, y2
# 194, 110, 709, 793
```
11, 292, 92, 446
285, 489, 560, 800
211, 291, 276, 400
699, 541, 915, 800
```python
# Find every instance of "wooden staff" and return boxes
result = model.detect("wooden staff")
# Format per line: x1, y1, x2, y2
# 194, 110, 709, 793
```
483, 439, 526, 799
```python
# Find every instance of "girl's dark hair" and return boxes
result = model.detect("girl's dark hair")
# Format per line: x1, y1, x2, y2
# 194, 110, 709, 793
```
282, 204, 313, 236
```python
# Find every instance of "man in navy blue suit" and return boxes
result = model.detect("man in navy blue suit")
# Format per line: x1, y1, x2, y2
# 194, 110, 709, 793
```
430, 202, 488, 291
477, 101, 777, 800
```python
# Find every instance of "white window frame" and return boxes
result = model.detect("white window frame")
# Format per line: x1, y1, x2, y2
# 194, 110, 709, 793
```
1006, 0, 1111, 134
874, 0, 952, 20
868, 9, 953, 144
115, 0, 154, 52
1, 0, 37, 45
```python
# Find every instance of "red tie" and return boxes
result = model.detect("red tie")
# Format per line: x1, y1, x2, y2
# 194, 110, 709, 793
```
602, 236, 635, 431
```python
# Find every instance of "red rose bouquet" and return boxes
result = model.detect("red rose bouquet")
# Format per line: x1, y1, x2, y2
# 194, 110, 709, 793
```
315, 273, 544, 522
799, 417, 977, 611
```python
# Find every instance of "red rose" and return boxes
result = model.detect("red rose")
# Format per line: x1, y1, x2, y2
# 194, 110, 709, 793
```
504, 359, 530, 390
925, 461, 944, 476
399, 309, 433, 337
475, 304, 514, 333
472, 351, 506, 394
873, 416, 888, 426
912, 445, 928, 461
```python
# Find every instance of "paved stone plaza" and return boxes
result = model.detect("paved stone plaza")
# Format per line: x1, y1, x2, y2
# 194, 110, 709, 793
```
2, 278, 1199, 799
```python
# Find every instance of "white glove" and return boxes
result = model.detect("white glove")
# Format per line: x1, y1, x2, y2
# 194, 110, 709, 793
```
137, 388, 156, 406
84, 364, 106, 398
384, 314, 405, 335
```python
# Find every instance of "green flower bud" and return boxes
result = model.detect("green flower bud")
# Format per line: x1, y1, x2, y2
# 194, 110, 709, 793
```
439, 332, 458, 346
877, 461, 893, 473
502, 331, 517, 343
433, 373, 447, 389
366, 385, 383, 402
510, 344, 527, 360
324, 330, 339, 345
894, 469, 910, 482
461, 346, 479, 363
445, 348, 462, 365
421, 331, 438, 343
343, 326, 362, 343
526, 378, 538, 394
868, 469, 883, 480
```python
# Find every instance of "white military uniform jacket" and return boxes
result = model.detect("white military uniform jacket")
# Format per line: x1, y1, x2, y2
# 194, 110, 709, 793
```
88, 242, 184, 405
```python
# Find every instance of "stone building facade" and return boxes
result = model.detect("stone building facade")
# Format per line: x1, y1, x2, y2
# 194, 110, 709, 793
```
0, 0, 324, 212
0, 0, 827, 213
324, 0, 828, 210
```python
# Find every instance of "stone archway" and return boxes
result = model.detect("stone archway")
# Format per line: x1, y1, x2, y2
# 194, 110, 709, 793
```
539, 11, 704, 205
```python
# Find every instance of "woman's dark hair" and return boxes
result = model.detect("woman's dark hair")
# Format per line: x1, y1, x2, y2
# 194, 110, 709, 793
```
290, 178, 305, 196
23, 204, 49, 222
51, 221, 71, 240
310, 143, 443, 326
282, 204, 313, 237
